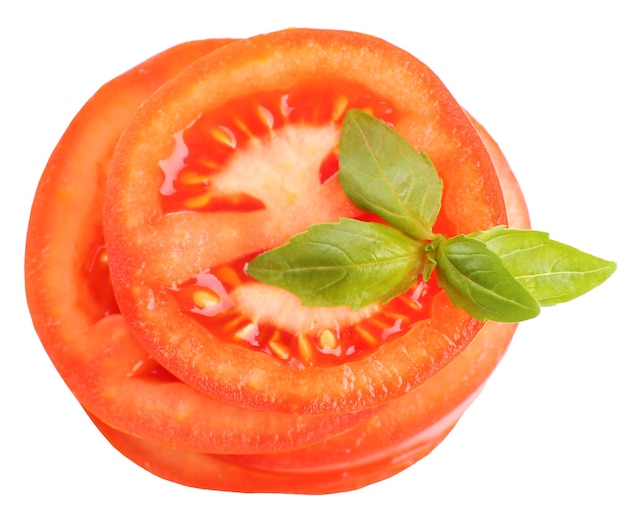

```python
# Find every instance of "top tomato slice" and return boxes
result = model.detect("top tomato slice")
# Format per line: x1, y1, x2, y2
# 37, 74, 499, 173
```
104, 29, 507, 414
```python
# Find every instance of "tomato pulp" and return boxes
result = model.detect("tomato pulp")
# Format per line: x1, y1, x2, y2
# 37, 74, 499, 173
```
26, 29, 528, 494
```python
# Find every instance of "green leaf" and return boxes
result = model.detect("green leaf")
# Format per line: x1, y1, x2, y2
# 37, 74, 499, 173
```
246, 218, 425, 309
434, 235, 541, 322
338, 109, 443, 241
471, 227, 617, 306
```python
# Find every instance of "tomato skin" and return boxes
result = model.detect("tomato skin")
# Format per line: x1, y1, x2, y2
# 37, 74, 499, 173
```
104, 28, 508, 415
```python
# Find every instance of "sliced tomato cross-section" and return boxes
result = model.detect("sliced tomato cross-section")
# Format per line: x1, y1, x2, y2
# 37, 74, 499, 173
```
104, 29, 508, 415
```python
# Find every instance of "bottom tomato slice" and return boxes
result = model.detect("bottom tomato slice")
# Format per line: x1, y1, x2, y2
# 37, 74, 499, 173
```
24, 38, 369, 454
89, 115, 529, 494
89, 322, 518, 494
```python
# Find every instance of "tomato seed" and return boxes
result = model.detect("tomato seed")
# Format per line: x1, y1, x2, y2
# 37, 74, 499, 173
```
257, 105, 275, 132
297, 334, 314, 366
319, 329, 338, 351
214, 265, 242, 288
221, 314, 249, 332
268, 340, 290, 361
332, 95, 349, 122
210, 125, 237, 149
179, 171, 211, 186
183, 191, 212, 210
198, 157, 222, 169
192, 288, 221, 309
354, 325, 377, 347
235, 322, 259, 345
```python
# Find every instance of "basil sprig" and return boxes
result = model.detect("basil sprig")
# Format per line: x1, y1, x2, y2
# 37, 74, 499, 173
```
247, 109, 616, 322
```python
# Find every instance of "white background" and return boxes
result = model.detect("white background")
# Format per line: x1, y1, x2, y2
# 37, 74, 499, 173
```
2, 1, 624, 516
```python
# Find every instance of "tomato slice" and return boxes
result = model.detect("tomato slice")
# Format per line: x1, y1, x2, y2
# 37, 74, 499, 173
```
104, 29, 508, 414
87, 321, 519, 494
24, 38, 371, 455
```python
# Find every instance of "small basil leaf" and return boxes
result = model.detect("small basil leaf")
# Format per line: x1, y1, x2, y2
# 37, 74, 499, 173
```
246, 218, 425, 310
435, 235, 540, 322
471, 227, 617, 306
338, 109, 443, 241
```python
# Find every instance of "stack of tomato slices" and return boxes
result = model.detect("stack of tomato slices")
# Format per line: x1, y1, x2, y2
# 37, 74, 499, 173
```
25, 29, 530, 494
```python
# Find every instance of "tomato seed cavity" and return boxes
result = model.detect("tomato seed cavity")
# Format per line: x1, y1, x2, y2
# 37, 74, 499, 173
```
172, 255, 437, 369
158, 79, 397, 215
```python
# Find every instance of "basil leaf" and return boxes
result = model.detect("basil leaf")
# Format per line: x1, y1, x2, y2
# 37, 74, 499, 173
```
471, 227, 617, 305
338, 109, 443, 241
434, 235, 540, 322
246, 218, 425, 310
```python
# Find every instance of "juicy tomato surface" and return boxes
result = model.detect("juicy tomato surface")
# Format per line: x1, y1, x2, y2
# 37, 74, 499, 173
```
104, 28, 508, 415
25, 28, 527, 494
